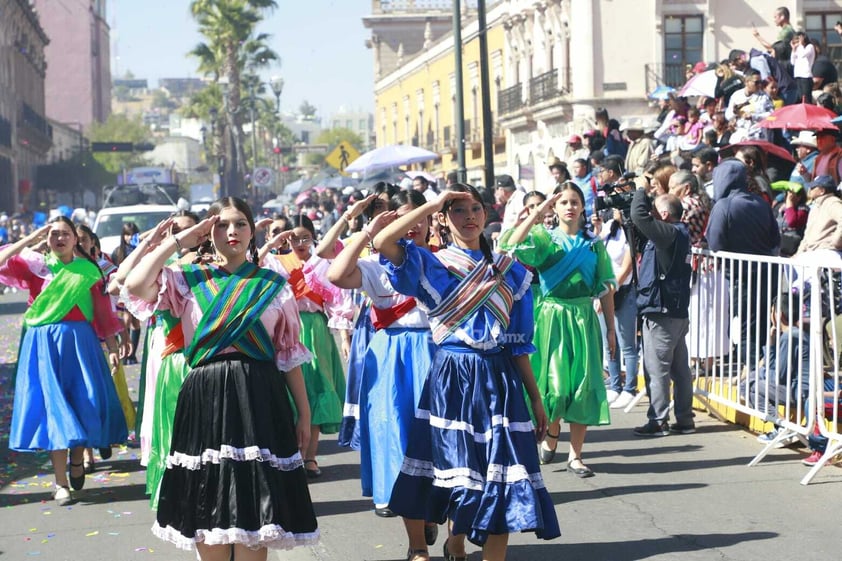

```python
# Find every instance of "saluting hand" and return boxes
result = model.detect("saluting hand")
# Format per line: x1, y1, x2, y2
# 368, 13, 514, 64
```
174, 215, 218, 250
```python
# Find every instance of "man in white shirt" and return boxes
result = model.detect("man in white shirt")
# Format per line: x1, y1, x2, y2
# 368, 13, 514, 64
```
725, 69, 774, 141
496, 174, 526, 232
412, 176, 439, 202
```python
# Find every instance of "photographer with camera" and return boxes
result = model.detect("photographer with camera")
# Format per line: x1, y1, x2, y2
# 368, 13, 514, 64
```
630, 188, 695, 437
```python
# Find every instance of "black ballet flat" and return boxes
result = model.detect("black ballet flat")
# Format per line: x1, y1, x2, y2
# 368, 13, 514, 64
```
443, 539, 468, 561
567, 458, 595, 478
98, 447, 112, 460
69, 461, 86, 491
303, 459, 321, 478
538, 431, 560, 465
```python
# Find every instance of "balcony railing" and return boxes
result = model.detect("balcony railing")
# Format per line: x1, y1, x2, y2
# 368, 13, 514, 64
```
498, 83, 524, 116
21, 103, 52, 140
530, 69, 558, 104
644, 62, 687, 94
374, 0, 501, 13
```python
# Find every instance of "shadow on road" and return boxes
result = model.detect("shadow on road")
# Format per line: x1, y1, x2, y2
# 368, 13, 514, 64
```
505, 532, 778, 561
548, 482, 707, 504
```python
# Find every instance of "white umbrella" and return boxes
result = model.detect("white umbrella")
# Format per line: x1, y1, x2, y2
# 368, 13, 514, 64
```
345, 144, 438, 174
283, 178, 308, 194
678, 69, 718, 98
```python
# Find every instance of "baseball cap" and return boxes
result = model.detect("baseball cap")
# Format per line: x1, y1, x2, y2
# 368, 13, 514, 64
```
495, 174, 516, 190
583, 129, 597, 137
808, 175, 836, 191
568, 134, 582, 144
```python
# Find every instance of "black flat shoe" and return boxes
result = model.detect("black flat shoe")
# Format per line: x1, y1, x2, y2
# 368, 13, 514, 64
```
303, 459, 321, 478
424, 522, 438, 546
406, 548, 429, 561
443, 539, 468, 561
567, 458, 594, 478
69, 461, 86, 491
538, 431, 559, 465
98, 447, 112, 460
83, 460, 95, 474
374, 506, 396, 518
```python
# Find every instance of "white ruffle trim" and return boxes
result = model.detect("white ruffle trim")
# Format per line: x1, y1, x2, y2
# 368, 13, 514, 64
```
166, 446, 304, 471
400, 457, 546, 492
152, 522, 319, 551
513, 269, 533, 302
277, 344, 313, 372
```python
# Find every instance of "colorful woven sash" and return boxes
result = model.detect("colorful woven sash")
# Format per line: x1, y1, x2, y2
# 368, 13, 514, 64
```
181, 262, 284, 368
427, 247, 515, 345
276, 252, 324, 307
370, 297, 417, 330
538, 231, 597, 295
25, 255, 100, 327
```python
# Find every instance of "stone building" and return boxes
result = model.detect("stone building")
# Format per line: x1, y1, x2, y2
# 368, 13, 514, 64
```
0, 0, 51, 213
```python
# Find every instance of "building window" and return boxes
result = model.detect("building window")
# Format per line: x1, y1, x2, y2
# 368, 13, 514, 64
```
663, 15, 703, 88
806, 12, 842, 70
359, 119, 367, 130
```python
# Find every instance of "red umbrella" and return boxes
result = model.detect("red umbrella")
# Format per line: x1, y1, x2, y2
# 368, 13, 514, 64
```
759, 102, 838, 131
719, 140, 795, 163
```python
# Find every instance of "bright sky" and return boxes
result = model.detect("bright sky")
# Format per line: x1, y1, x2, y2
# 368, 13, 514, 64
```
109, 0, 373, 119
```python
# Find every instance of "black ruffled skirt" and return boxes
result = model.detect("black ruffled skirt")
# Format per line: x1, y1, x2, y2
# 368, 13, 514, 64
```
152, 354, 319, 551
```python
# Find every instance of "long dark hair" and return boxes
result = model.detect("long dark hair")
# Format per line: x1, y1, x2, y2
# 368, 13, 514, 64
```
439, 183, 498, 275
47, 217, 105, 294
206, 197, 259, 264
391, 189, 431, 244
365, 182, 400, 219
113, 221, 139, 264
553, 181, 593, 238
289, 214, 317, 238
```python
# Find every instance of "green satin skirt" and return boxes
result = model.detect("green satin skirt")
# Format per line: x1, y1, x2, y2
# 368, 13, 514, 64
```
530, 296, 610, 426
299, 311, 346, 434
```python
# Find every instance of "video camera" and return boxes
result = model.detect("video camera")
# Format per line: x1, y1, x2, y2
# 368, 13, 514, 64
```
595, 172, 638, 218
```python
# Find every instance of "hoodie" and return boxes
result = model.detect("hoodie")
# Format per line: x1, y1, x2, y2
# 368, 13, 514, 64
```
706, 159, 780, 255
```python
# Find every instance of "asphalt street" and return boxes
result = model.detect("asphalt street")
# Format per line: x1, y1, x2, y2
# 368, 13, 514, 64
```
1, 289, 840, 561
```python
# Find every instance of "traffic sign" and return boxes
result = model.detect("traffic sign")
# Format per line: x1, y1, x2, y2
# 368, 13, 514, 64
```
325, 143, 360, 175
252, 167, 273, 187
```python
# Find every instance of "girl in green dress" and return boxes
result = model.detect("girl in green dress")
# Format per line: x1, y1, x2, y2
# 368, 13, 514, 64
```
500, 181, 616, 477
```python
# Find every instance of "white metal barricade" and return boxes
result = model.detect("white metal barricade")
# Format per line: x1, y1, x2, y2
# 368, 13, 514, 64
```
798, 253, 842, 485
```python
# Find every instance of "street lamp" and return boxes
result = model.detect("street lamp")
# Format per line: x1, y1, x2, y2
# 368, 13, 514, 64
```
270, 75, 284, 114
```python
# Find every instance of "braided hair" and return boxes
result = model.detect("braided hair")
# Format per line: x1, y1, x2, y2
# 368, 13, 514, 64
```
206, 197, 260, 265
440, 183, 499, 276
48, 217, 107, 295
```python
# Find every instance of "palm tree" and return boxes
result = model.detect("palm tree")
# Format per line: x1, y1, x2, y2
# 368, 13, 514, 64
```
188, 0, 278, 196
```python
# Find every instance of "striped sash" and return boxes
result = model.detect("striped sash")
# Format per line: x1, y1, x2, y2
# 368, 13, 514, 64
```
182, 262, 284, 368
427, 247, 515, 345
276, 252, 324, 307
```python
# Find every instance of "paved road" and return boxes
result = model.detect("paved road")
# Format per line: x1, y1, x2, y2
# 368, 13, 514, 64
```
1, 290, 840, 561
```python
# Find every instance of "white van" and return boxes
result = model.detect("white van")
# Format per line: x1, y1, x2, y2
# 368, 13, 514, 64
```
93, 204, 176, 257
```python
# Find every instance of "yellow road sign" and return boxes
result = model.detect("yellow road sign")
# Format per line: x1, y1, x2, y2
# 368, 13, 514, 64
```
325, 143, 360, 175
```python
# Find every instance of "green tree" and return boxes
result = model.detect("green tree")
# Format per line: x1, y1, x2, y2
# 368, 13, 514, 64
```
188, 0, 278, 196
316, 127, 363, 152
88, 114, 152, 174
299, 100, 317, 120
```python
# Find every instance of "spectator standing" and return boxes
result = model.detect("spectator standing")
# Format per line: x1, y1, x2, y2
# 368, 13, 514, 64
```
624, 121, 655, 176
630, 191, 695, 436
752, 7, 795, 53
548, 157, 571, 191
706, 159, 780, 369
413, 176, 438, 203
565, 135, 590, 167
796, 175, 842, 254
790, 32, 816, 104
496, 174, 527, 232
692, 147, 719, 199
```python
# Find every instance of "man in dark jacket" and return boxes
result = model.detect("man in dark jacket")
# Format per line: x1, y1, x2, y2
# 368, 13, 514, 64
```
706, 158, 780, 369
631, 189, 694, 436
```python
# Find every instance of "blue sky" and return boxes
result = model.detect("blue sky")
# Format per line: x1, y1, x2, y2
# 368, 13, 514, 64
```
109, 0, 374, 119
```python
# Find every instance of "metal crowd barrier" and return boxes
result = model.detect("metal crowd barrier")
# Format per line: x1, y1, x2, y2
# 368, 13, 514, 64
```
618, 248, 842, 483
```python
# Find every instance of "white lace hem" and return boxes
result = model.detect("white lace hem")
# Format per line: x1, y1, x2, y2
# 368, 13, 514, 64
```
167, 446, 304, 471
277, 344, 313, 372
152, 522, 319, 551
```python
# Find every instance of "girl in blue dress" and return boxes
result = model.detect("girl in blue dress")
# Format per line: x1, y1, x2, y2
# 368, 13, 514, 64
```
373, 185, 560, 561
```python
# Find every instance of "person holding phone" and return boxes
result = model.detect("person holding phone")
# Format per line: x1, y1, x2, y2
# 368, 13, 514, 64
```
790, 31, 816, 103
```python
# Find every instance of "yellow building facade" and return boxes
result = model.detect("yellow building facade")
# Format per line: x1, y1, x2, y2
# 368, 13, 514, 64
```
372, 16, 507, 186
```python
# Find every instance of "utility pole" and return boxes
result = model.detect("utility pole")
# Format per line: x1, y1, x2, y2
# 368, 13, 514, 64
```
249, 84, 258, 173
453, 0, 466, 182
478, 0, 495, 189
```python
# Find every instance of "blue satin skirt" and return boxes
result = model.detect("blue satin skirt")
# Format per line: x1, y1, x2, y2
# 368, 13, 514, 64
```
359, 327, 434, 505
10, 321, 128, 451
388, 345, 561, 546
337, 299, 374, 449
